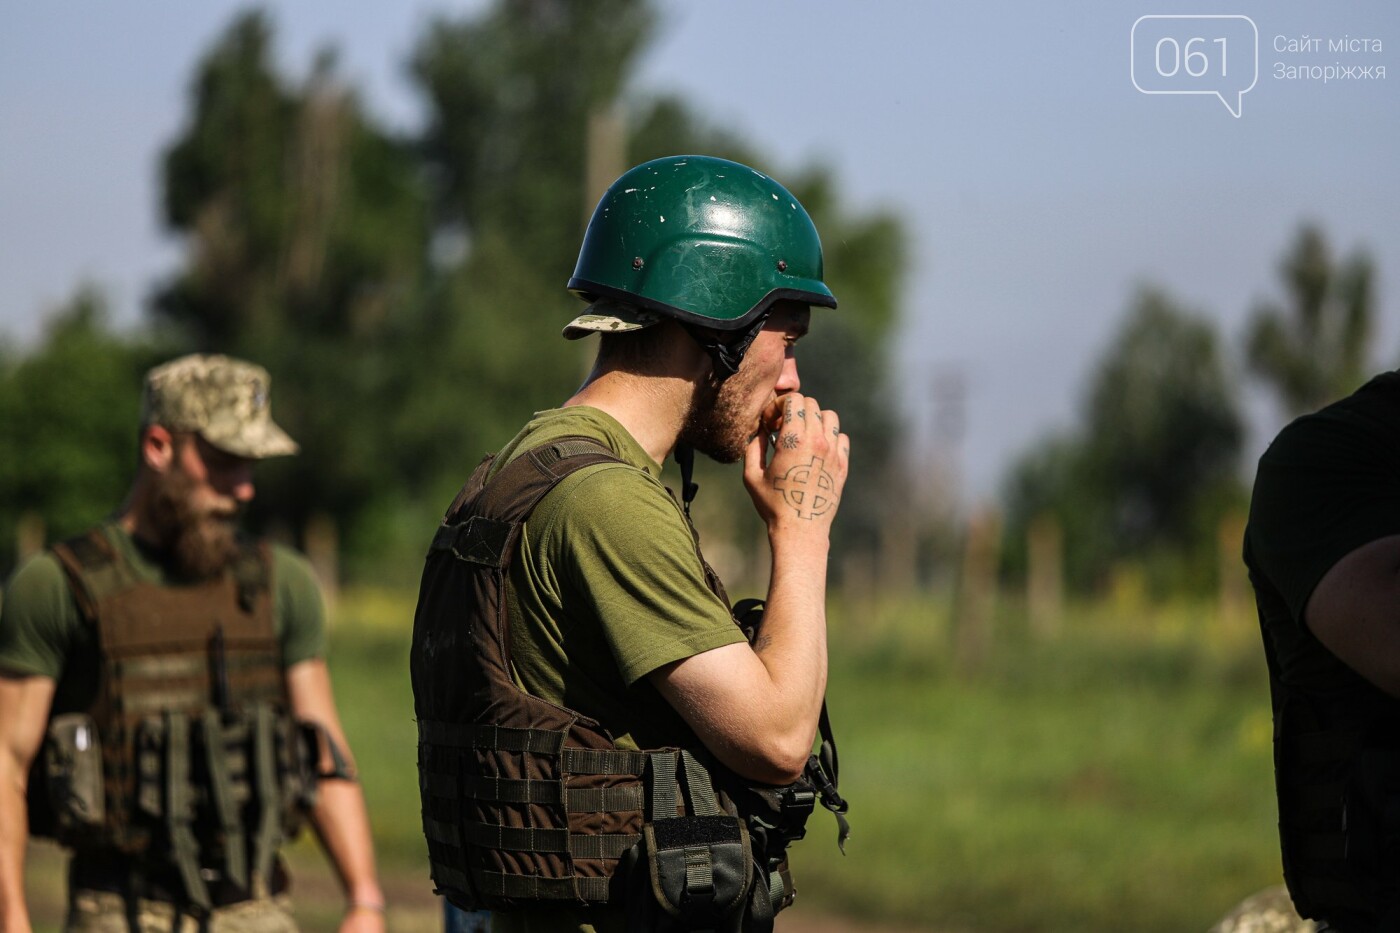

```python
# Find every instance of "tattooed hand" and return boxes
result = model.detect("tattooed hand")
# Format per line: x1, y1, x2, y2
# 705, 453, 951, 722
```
743, 392, 850, 534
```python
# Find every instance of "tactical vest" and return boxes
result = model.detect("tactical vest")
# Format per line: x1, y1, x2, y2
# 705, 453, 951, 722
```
411, 438, 848, 931
1264, 631, 1400, 928
31, 527, 318, 911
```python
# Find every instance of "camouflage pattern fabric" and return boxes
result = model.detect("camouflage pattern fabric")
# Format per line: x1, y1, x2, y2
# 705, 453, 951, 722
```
1210, 886, 1318, 933
562, 300, 661, 339
141, 354, 298, 459
65, 889, 296, 933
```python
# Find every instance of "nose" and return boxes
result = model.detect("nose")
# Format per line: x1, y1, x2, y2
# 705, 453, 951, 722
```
775, 353, 801, 395
226, 463, 256, 504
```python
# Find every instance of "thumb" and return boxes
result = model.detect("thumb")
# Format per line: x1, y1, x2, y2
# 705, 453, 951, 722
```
743, 429, 767, 485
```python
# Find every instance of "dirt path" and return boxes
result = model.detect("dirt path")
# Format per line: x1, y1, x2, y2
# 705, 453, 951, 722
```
28, 842, 939, 933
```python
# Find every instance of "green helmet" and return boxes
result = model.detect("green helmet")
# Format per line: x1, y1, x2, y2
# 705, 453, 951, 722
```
568, 155, 837, 333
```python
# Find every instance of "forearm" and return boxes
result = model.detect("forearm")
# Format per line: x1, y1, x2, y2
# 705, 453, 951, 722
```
0, 763, 32, 932
0, 675, 52, 933
309, 777, 383, 908
754, 530, 831, 745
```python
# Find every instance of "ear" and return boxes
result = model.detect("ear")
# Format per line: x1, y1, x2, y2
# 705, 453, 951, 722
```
141, 425, 177, 474
664, 320, 713, 382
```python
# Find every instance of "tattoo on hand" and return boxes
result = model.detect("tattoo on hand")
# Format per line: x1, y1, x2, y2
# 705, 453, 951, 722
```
781, 432, 799, 450
771, 455, 838, 519
796, 409, 805, 420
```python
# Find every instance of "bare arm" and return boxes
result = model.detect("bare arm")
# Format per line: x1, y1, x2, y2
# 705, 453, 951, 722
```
652, 393, 849, 785
285, 660, 384, 933
0, 673, 55, 933
1306, 534, 1400, 696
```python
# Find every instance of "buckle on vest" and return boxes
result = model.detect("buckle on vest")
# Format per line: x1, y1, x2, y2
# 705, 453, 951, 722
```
779, 784, 815, 822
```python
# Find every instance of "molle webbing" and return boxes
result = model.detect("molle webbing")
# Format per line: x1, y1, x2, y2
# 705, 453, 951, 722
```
415, 437, 654, 907
412, 438, 838, 916
44, 526, 309, 908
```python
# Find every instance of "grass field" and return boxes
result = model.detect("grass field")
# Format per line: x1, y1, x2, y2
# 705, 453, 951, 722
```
24, 587, 1283, 932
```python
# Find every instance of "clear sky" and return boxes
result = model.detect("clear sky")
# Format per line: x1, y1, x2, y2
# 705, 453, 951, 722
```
2, 1, 1397, 499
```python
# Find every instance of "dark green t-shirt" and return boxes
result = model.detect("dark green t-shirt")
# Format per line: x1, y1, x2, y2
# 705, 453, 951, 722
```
0, 521, 326, 714
487, 406, 745, 933
1245, 371, 1400, 692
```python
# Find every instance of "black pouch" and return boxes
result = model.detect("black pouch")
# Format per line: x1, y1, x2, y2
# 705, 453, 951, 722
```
639, 815, 754, 932
42, 712, 105, 834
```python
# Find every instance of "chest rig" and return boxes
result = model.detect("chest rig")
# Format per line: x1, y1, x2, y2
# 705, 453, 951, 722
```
411, 438, 848, 931
34, 528, 318, 911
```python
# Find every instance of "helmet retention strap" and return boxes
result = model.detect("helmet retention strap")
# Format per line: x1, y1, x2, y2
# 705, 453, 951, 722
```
681, 311, 772, 382
673, 444, 699, 520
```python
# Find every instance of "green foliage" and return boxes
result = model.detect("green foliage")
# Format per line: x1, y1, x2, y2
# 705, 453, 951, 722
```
1246, 223, 1375, 417
1002, 287, 1246, 593
153, 9, 435, 561
0, 291, 168, 569
4, 1, 908, 583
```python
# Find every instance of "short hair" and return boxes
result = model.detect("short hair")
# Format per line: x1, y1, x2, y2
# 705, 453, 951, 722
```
593, 322, 676, 374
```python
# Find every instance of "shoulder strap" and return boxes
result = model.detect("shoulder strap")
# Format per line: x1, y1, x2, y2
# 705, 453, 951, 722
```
50, 528, 122, 622
428, 437, 626, 570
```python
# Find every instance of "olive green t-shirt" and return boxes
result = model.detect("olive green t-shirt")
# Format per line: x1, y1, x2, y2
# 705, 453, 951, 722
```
487, 406, 745, 933
490, 405, 744, 749
0, 522, 326, 715
1245, 370, 1400, 693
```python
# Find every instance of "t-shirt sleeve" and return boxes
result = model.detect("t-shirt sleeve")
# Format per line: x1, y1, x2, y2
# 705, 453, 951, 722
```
1248, 405, 1400, 625
548, 466, 746, 686
270, 545, 327, 667
0, 553, 79, 679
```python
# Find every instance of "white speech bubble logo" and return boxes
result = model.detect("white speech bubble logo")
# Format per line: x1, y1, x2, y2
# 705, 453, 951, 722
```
1131, 15, 1258, 118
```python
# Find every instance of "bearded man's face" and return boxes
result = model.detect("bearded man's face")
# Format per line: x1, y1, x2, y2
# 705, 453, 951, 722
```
147, 436, 243, 579
680, 305, 809, 464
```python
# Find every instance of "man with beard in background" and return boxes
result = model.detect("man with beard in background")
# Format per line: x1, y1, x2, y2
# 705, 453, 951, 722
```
0, 355, 384, 933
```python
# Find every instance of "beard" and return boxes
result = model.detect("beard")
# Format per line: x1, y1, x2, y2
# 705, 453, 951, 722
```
680, 365, 763, 464
147, 464, 242, 580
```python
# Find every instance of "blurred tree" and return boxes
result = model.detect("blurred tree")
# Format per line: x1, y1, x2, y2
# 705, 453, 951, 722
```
1003, 288, 1246, 593
407, 4, 908, 576
1246, 224, 1375, 417
24, 0, 908, 585
0, 290, 167, 571
153, 10, 431, 558
400, 0, 657, 462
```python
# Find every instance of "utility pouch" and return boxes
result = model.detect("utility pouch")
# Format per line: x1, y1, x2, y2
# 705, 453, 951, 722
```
639, 815, 754, 932
42, 713, 105, 833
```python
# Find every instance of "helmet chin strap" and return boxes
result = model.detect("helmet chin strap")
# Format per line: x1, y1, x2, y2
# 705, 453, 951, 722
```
673, 443, 699, 520
680, 310, 771, 381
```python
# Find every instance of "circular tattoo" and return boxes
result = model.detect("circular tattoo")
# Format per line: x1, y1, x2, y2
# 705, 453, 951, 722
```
772, 455, 838, 519
781, 433, 800, 450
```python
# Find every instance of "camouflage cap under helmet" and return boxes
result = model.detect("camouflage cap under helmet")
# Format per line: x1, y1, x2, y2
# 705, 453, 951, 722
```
141, 354, 298, 459
565, 155, 837, 346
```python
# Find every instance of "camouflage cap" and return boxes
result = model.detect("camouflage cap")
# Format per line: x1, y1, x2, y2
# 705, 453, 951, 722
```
562, 299, 662, 340
141, 354, 299, 459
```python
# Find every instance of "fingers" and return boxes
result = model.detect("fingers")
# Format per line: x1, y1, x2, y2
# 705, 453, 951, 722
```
743, 425, 767, 482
